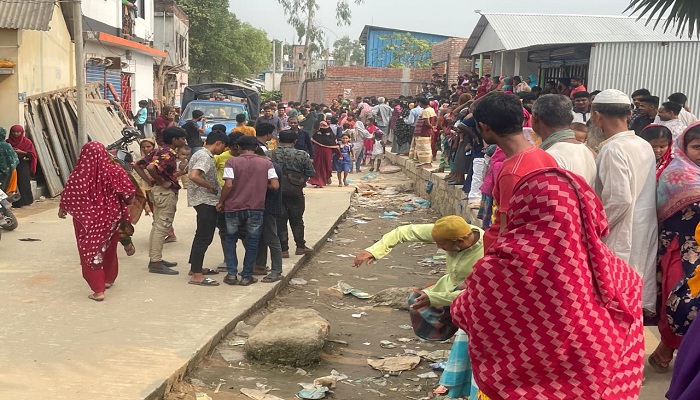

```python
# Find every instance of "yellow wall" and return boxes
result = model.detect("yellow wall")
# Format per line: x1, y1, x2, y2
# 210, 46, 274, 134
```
0, 28, 20, 130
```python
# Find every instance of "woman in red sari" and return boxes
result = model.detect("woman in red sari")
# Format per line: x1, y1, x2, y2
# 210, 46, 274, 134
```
58, 142, 135, 301
307, 121, 339, 188
7, 125, 37, 207
451, 168, 644, 400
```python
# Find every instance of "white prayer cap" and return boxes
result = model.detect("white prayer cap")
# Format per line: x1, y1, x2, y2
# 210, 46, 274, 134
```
592, 89, 631, 104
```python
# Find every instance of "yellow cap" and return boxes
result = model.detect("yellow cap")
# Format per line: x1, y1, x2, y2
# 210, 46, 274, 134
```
431, 216, 471, 241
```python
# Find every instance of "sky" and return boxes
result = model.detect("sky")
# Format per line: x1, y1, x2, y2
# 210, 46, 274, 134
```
231, 0, 638, 46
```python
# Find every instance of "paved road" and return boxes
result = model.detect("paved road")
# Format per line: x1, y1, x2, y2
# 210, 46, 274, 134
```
0, 187, 353, 399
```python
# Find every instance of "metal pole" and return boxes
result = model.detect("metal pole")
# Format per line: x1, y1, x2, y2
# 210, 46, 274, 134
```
73, 0, 87, 146
479, 54, 484, 77
272, 39, 276, 90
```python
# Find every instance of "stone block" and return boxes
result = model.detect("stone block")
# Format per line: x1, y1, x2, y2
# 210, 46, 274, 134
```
245, 309, 330, 366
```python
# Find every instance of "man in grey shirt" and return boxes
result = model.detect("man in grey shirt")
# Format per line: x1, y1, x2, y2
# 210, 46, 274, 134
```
255, 105, 284, 138
372, 96, 393, 134
186, 130, 228, 286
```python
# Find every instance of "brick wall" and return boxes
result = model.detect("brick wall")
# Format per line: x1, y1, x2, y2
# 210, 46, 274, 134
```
431, 38, 469, 86
280, 66, 432, 104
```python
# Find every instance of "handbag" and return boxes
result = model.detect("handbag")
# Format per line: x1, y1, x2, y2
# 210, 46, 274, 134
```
666, 264, 700, 335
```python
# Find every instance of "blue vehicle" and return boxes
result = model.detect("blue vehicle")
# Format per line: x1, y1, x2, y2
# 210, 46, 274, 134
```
179, 100, 247, 135
180, 82, 260, 136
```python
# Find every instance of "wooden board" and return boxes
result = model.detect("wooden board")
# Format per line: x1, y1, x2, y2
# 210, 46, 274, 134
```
40, 99, 72, 184
24, 105, 63, 197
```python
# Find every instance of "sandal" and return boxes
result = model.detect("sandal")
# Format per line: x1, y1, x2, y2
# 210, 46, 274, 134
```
88, 294, 104, 302
105, 283, 113, 289
223, 275, 239, 285
648, 351, 672, 373
262, 274, 283, 283
188, 268, 220, 276
217, 265, 228, 272
124, 243, 136, 256
188, 278, 220, 286
252, 267, 270, 276
239, 277, 258, 286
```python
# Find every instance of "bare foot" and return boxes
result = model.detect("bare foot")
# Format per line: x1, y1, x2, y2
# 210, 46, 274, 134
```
124, 243, 135, 256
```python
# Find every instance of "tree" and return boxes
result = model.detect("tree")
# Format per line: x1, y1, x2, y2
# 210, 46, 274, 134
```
625, 0, 700, 38
331, 36, 365, 66
379, 32, 432, 69
178, 0, 271, 83
277, 0, 365, 102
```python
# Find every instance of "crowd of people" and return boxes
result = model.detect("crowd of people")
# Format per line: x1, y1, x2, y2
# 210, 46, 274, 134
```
5, 69, 700, 398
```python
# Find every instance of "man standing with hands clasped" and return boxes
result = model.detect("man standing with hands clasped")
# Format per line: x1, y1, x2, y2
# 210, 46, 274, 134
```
186, 130, 229, 286
353, 216, 483, 340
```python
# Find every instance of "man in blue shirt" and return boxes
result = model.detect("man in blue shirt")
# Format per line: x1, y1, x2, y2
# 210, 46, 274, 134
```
288, 116, 314, 160
136, 100, 148, 134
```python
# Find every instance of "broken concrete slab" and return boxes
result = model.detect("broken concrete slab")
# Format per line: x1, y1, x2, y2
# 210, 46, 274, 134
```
245, 309, 331, 366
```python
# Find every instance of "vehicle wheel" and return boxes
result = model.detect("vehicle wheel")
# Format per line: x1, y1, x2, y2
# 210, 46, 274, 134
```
1, 207, 18, 230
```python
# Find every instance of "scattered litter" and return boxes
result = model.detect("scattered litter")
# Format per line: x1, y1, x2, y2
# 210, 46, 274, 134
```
296, 368, 308, 376
318, 261, 332, 264
384, 211, 401, 216
417, 371, 439, 379
367, 355, 421, 372
310, 279, 319, 282
371, 287, 413, 309
359, 276, 379, 281
380, 340, 397, 348
331, 281, 371, 299
422, 350, 450, 362
399, 324, 412, 330
297, 386, 330, 399
326, 339, 349, 345
312, 370, 348, 389
365, 388, 387, 397
412, 198, 431, 208
233, 321, 254, 337
195, 393, 212, 400
18, 238, 41, 242
396, 337, 413, 343
346, 179, 354, 184
425, 181, 434, 194
327, 272, 342, 277
219, 348, 245, 363
290, 278, 308, 285
351, 219, 369, 224
433, 255, 447, 260
326, 238, 333, 242
418, 257, 446, 266
240, 388, 284, 400
361, 173, 378, 180
404, 349, 418, 355
190, 378, 206, 387
351, 312, 368, 318
336, 254, 354, 258
228, 339, 247, 346
363, 342, 371, 346
430, 361, 447, 371
214, 382, 222, 393
400, 204, 417, 211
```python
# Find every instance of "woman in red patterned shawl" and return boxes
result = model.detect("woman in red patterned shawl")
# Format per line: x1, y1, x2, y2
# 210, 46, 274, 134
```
58, 142, 135, 301
451, 167, 644, 400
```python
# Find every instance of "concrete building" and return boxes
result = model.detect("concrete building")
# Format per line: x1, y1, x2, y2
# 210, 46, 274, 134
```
462, 13, 700, 110
72, 0, 166, 114
0, 0, 74, 129
153, 0, 189, 107
359, 25, 450, 68
431, 38, 469, 87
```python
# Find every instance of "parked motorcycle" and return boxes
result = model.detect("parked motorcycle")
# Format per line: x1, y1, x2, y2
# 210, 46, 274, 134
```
0, 188, 18, 240
106, 126, 143, 171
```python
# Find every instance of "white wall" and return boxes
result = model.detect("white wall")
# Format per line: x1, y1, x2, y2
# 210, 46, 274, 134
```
589, 41, 700, 114
132, 52, 154, 110
82, 0, 120, 30
133, 0, 154, 42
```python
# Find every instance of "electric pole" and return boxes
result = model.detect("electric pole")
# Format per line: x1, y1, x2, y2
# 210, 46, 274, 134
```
73, 0, 87, 146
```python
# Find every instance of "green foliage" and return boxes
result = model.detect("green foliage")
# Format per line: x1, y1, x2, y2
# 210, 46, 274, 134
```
261, 90, 283, 103
379, 33, 432, 68
178, 0, 271, 82
625, 0, 700, 38
331, 36, 365, 66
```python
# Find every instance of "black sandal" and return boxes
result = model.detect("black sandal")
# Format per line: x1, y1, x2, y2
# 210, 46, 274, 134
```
262, 274, 283, 283
188, 278, 220, 286
223, 275, 239, 285
239, 277, 258, 286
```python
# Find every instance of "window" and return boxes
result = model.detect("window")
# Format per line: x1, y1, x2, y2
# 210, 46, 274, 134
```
138, 0, 145, 19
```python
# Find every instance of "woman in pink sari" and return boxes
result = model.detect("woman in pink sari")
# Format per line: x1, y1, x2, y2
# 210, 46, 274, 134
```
307, 121, 339, 187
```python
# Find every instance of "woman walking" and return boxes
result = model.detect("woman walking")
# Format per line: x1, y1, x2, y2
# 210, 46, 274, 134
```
0, 127, 19, 193
392, 102, 412, 155
58, 142, 135, 301
652, 122, 700, 372
7, 125, 37, 207
307, 121, 339, 188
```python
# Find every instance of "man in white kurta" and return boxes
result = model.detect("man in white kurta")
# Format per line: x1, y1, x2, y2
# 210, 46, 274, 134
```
591, 89, 658, 313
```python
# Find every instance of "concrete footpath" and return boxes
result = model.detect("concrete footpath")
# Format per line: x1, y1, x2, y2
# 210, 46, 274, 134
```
0, 187, 354, 399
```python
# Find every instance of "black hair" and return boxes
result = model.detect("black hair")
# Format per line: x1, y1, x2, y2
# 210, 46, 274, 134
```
572, 91, 590, 100
256, 123, 274, 137
205, 130, 228, 145
236, 114, 246, 123
254, 146, 266, 156
192, 110, 204, 119
330, 116, 339, 124
237, 135, 259, 151
641, 125, 672, 144
661, 101, 682, 115
532, 94, 574, 127
211, 124, 226, 133
631, 88, 651, 98
684, 125, 700, 151
520, 93, 538, 103
668, 92, 688, 106
279, 130, 299, 143
227, 132, 244, 147
571, 75, 583, 81
512, 76, 522, 84
590, 90, 602, 97
263, 105, 273, 111
591, 103, 632, 118
163, 126, 186, 145
417, 97, 429, 107
472, 92, 524, 136
531, 85, 542, 92
138, 100, 148, 106
639, 95, 660, 107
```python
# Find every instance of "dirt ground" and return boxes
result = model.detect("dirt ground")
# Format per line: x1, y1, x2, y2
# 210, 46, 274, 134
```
166, 170, 460, 400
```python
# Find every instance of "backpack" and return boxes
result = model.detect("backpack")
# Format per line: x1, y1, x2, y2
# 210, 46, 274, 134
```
271, 150, 308, 196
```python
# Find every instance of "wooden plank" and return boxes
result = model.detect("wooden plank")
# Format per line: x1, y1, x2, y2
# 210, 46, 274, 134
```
46, 97, 75, 169
39, 98, 72, 184
57, 98, 79, 165
24, 105, 62, 197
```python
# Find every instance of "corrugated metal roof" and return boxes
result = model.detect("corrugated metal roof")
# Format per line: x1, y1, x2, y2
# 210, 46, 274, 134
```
464, 13, 700, 56
0, 0, 55, 31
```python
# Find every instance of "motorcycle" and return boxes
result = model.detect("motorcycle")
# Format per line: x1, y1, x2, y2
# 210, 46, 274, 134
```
106, 126, 143, 171
0, 188, 18, 240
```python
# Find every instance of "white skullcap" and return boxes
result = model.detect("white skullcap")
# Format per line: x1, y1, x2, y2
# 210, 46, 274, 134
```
378, 97, 385, 103
592, 89, 631, 104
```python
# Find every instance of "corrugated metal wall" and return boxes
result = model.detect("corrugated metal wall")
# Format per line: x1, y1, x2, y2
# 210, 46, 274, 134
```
589, 42, 700, 112
86, 60, 122, 102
